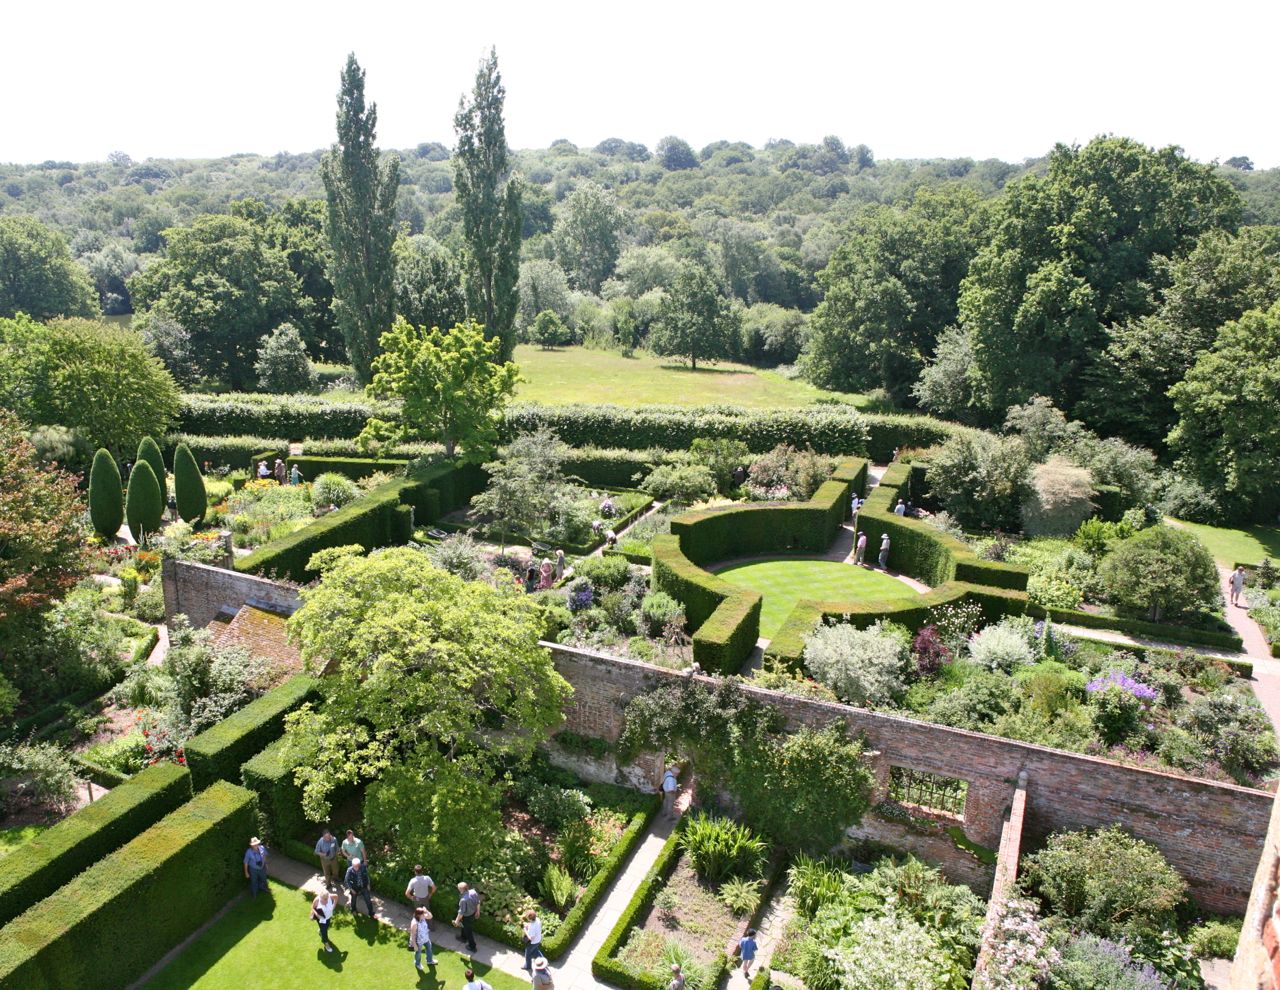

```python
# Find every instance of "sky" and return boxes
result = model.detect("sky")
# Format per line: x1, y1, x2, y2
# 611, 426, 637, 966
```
3, 0, 1277, 168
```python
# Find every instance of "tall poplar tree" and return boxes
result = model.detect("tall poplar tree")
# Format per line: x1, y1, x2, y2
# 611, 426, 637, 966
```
321, 53, 399, 384
453, 49, 522, 363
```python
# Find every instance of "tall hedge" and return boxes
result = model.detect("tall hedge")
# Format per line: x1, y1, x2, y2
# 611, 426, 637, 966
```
0, 763, 191, 928
87, 447, 124, 539
0, 781, 255, 990
240, 735, 306, 846
184, 676, 322, 792
136, 435, 167, 503
124, 459, 163, 545
172, 442, 206, 524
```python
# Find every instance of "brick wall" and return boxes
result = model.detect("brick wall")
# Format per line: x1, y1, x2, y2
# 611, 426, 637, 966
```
163, 559, 301, 630
973, 773, 1028, 984
1231, 790, 1280, 989
548, 644, 1271, 914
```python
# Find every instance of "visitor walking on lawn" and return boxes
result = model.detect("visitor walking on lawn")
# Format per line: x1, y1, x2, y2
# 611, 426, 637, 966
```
410, 906, 435, 970
311, 889, 336, 953
878, 533, 891, 569
341, 829, 367, 866
406, 865, 436, 908
737, 928, 758, 978
315, 829, 339, 890
345, 857, 374, 916
455, 881, 481, 952
522, 908, 544, 971
532, 956, 554, 990
464, 968, 492, 990
1230, 565, 1247, 607
243, 836, 268, 897
854, 530, 867, 565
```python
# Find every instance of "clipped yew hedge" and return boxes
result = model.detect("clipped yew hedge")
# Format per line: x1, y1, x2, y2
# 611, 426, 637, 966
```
0, 763, 191, 928
0, 782, 255, 990
179, 392, 395, 440
185, 676, 322, 792
241, 735, 306, 846
285, 454, 411, 482
163, 433, 287, 472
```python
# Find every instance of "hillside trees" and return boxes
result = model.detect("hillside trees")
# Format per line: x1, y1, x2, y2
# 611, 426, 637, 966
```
454, 49, 522, 362
127, 214, 301, 388
554, 180, 627, 293
648, 263, 739, 369
320, 54, 400, 383
0, 216, 97, 320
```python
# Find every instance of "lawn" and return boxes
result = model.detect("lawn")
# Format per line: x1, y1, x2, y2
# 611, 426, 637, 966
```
1170, 519, 1280, 566
714, 559, 920, 638
142, 880, 526, 990
0, 825, 45, 858
512, 345, 874, 409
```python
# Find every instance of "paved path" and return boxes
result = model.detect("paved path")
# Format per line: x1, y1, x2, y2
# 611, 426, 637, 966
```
266, 797, 689, 990
725, 892, 795, 990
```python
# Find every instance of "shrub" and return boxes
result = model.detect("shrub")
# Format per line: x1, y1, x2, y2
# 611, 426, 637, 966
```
811, 911, 957, 990
1074, 517, 1125, 557
124, 459, 163, 545
925, 434, 1034, 531
1155, 472, 1220, 524
255, 322, 316, 392
679, 813, 767, 884
426, 533, 487, 581
136, 435, 167, 503
172, 442, 206, 524
1027, 572, 1084, 610
746, 444, 836, 500
638, 592, 684, 637
520, 781, 593, 830
640, 462, 717, 504
1100, 526, 1221, 622
1021, 457, 1096, 537
1021, 825, 1186, 941
88, 448, 124, 538
574, 553, 632, 592
530, 309, 570, 348
1085, 678, 1150, 746
310, 471, 359, 511
803, 620, 910, 707
1045, 934, 1173, 990
789, 855, 852, 919
911, 624, 952, 677
974, 897, 1058, 990
1187, 917, 1241, 959
968, 622, 1035, 673
541, 861, 579, 915
1178, 692, 1279, 781
718, 877, 762, 916
0, 742, 77, 814
926, 668, 1013, 731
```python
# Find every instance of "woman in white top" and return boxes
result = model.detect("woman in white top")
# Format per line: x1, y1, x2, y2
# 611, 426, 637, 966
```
311, 889, 336, 953
523, 908, 544, 971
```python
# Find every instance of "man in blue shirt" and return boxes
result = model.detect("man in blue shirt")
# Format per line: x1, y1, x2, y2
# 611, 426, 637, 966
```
243, 837, 268, 897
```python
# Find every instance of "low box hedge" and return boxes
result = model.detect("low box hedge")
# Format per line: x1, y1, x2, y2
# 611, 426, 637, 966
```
0, 762, 192, 928
592, 819, 688, 990
285, 454, 411, 482
1069, 634, 1254, 680
185, 676, 322, 792
1039, 605, 1245, 652
163, 433, 288, 472
241, 735, 307, 847
0, 781, 256, 990
562, 447, 678, 488
68, 754, 129, 789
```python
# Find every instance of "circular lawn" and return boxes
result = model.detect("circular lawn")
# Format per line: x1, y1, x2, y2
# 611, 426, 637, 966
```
713, 559, 921, 639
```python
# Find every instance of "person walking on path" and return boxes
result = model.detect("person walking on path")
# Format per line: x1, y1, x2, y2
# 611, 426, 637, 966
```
531, 956, 554, 990
243, 837, 268, 897
1230, 565, 1248, 607
315, 829, 339, 890
668, 963, 686, 990
345, 857, 374, 916
290, 463, 303, 486
878, 533, 891, 569
660, 766, 679, 817
522, 909, 544, 972
406, 865, 436, 908
311, 889, 337, 953
455, 881, 481, 952
464, 968, 493, 990
409, 906, 436, 970
341, 829, 367, 867
854, 531, 867, 565
737, 928, 759, 978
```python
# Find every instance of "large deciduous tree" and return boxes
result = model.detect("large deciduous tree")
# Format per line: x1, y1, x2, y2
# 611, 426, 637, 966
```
0, 216, 97, 321
1099, 526, 1220, 622
805, 187, 988, 403
648, 263, 739, 370
360, 318, 519, 460
454, 49, 523, 362
283, 547, 571, 818
958, 137, 1240, 421
393, 236, 467, 333
0, 411, 89, 623
127, 214, 301, 389
1168, 301, 1280, 522
554, 180, 627, 293
320, 54, 400, 383
0, 314, 179, 454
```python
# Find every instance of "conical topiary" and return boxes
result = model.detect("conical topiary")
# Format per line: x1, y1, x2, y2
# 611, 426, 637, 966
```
173, 442, 206, 524
136, 436, 167, 505
125, 459, 163, 546
88, 448, 124, 539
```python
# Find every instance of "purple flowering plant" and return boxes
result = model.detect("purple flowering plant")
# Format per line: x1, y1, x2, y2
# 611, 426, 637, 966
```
1086, 670, 1158, 705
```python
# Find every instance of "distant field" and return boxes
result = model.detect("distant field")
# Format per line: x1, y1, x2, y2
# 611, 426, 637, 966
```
1171, 519, 1280, 567
512, 346, 872, 409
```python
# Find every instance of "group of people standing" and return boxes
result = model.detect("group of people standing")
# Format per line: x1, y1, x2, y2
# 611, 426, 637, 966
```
257, 458, 304, 486
523, 551, 566, 593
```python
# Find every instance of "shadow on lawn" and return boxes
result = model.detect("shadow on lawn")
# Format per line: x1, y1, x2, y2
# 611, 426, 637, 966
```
656, 363, 750, 376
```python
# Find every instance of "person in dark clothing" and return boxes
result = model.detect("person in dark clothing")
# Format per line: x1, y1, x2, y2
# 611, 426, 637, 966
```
345, 857, 374, 915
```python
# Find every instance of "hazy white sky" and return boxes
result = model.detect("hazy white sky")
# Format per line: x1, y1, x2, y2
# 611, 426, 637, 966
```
4, 0, 1276, 167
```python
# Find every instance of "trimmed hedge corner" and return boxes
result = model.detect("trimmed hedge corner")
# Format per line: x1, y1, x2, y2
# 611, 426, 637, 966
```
241, 735, 307, 846
0, 781, 256, 990
0, 762, 192, 928
185, 676, 322, 792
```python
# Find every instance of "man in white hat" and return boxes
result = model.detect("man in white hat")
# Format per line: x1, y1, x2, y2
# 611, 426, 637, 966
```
243, 836, 268, 897
531, 956, 554, 990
